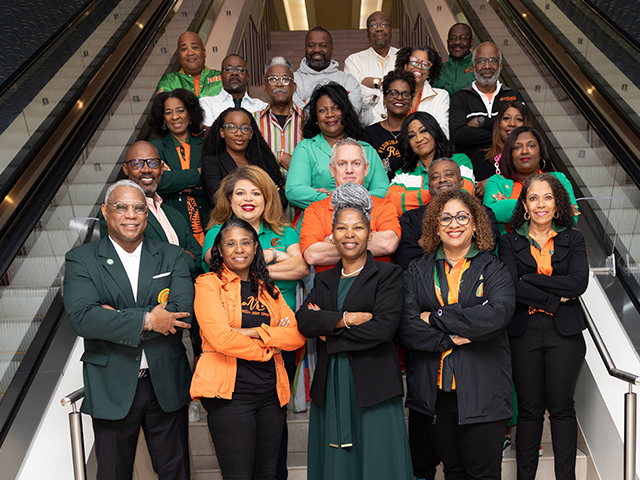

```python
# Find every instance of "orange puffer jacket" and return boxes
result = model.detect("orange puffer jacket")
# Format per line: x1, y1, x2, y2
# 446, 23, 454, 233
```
190, 268, 306, 406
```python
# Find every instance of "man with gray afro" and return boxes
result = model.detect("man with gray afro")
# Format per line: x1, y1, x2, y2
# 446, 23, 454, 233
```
300, 137, 401, 273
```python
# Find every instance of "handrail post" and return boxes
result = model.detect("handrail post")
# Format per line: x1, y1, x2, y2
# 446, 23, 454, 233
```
62, 387, 86, 480
625, 384, 636, 480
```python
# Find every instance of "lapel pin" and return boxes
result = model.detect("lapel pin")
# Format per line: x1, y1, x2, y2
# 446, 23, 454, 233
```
107, 259, 114, 265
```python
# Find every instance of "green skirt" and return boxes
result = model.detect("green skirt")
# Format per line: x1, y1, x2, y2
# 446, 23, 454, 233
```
307, 352, 413, 480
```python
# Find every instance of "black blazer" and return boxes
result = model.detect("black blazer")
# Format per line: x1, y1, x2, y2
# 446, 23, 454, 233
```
498, 228, 588, 337
297, 253, 405, 408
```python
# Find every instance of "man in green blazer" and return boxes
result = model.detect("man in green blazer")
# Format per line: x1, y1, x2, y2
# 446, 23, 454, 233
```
99, 141, 203, 280
64, 180, 194, 479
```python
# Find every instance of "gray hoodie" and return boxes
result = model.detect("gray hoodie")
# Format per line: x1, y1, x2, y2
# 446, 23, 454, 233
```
293, 58, 363, 113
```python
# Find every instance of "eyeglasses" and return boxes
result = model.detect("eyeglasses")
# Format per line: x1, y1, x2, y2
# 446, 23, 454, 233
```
447, 34, 472, 43
368, 22, 391, 30
126, 158, 161, 170
224, 124, 253, 135
108, 202, 148, 215
222, 239, 255, 249
386, 89, 412, 100
409, 56, 432, 71
438, 212, 472, 227
222, 65, 247, 74
266, 75, 293, 86
474, 57, 500, 67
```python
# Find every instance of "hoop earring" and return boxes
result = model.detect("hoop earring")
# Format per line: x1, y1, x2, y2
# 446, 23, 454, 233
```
524, 212, 530, 221
554, 211, 559, 219
472, 227, 476, 238
162, 123, 167, 130
540, 159, 546, 171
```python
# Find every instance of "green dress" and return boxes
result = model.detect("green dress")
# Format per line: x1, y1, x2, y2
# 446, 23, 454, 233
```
307, 276, 413, 480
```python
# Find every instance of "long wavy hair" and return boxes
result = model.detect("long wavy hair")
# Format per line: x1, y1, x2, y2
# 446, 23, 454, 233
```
498, 126, 551, 181
201, 107, 285, 188
394, 46, 443, 84
208, 218, 279, 299
420, 190, 495, 253
302, 82, 364, 140
207, 166, 287, 234
509, 173, 576, 231
399, 111, 454, 173
484, 102, 532, 162
148, 89, 204, 137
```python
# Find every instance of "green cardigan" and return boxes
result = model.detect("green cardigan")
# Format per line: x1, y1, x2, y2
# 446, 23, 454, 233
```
152, 134, 211, 233
483, 172, 578, 235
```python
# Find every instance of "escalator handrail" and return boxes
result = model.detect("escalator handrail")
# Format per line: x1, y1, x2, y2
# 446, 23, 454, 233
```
0, 0, 105, 98
579, 0, 640, 55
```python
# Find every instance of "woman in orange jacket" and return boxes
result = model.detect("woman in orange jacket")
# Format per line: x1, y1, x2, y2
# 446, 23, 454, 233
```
191, 218, 306, 479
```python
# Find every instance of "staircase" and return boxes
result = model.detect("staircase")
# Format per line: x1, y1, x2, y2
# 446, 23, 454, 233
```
248, 28, 401, 101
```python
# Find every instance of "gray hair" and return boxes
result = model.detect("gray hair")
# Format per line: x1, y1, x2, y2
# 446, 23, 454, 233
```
472, 42, 502, 64
329, 137, 368, 167
104, 179, 146, 205
264, 56, 293, 75
331, 182, 373, 226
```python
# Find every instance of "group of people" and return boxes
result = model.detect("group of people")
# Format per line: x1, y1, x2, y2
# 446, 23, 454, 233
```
63, 11, 589, 480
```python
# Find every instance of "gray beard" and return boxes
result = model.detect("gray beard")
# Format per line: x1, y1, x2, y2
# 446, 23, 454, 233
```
474, 69, 500, 88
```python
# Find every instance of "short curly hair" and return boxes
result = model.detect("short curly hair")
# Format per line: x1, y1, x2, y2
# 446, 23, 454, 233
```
509, 173, 576, 231
395, 46, 443, 84
148, 89, 204, 137
302, 82, 363, 140
420, 190, 495, 253
381, 70, 417, 98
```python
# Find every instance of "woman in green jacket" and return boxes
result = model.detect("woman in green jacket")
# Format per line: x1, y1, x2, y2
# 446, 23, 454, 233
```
483, 126, 578, 235
149, 88, 209, 245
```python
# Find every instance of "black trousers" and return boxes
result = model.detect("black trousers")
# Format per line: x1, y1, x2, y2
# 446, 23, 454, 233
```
276, 349, 298, 480
426, 390, 507, 480
510, 314, 586, 480
92, 375, 190, 480
408, 408, 440, 480
202, 389, 286, 480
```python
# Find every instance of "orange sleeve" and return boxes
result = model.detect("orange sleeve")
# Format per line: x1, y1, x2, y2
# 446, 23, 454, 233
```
194, 275, 273, 362
385, 184, 432, 216
373, 197, 402, 240
299, 200, 332, 255
462, 178, 475, 196
255, 294, 306, 350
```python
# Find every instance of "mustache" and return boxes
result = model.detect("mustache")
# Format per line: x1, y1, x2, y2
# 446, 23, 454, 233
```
272, 88, 287, 94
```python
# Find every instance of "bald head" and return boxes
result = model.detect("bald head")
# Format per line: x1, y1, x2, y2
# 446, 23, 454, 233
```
122, 141, 164, 196
177, 32, 206, 76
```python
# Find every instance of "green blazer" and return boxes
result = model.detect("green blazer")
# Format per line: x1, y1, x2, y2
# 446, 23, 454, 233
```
63, 237, 194, 420
152, 135, 211, 233
99, 203, 203, 279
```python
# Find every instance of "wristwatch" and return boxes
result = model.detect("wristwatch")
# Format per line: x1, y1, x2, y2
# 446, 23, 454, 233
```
373, 78, 380, 89
269, 247, 278, 262
477, 116, 486, 127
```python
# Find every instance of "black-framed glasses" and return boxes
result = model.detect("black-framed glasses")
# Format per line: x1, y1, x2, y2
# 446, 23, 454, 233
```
447, 34, 472, 43
126, 158, 161, 170
266, 75, 293, 86
368, 22, 391, 30
409, 56, 432, 71
224, 124, 253, 135
108, 202, 148, 215
474, 57, 500, 67
222, 65, 247, 74
438, 212, 472, 227
221, 239, 255, 249
386, 89, 412, 100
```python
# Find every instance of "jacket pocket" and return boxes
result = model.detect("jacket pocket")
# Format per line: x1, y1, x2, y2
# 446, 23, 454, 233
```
171, 342, 187, 360
80, 350, 109, 367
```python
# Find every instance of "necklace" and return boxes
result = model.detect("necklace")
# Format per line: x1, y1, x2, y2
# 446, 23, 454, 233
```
341, 264, 365, 277
385, 120, 401, 140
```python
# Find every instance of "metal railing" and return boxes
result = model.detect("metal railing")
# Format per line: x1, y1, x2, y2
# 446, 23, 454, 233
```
580, 279, 639, 480
61, 388, 87, 480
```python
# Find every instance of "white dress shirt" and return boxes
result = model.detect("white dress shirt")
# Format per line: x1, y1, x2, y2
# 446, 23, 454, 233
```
344, 46, 399, 126
200, 90, 268, 127
109, 238, 148, 369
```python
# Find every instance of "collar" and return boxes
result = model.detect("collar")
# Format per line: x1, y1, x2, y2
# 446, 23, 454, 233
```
178, 65, 211, 77
448, 52, 473, 65
259, 102, 304, 119
472, 79, 503, 97
169, 131, 191, 147
108, 237, 143, 259
419, 82, 437, 100
146, 193, 163, 211
435, 242, 480, 263
367, 46, 395, 60
516, 220, 566, 242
